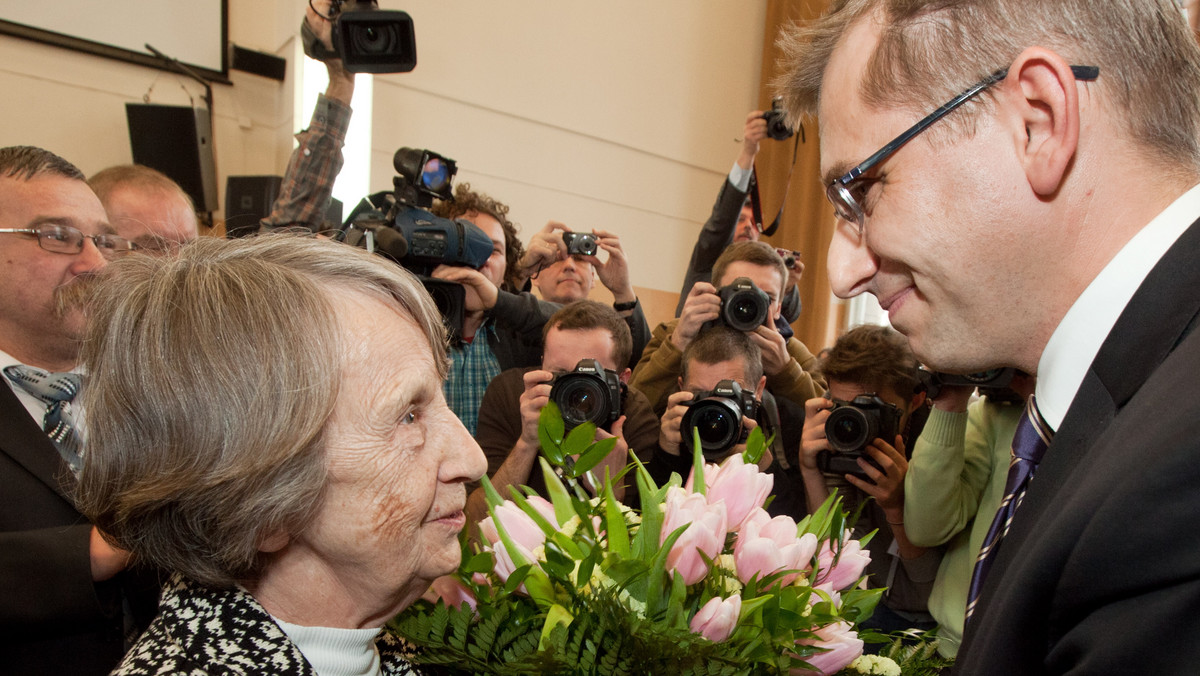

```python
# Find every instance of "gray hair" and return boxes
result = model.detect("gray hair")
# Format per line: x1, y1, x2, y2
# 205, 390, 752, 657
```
75, 234, 449, 588
775, 0, 1200, 169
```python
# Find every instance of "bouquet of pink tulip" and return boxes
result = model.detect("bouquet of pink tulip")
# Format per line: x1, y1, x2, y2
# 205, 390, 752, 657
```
391, 405, 892, 675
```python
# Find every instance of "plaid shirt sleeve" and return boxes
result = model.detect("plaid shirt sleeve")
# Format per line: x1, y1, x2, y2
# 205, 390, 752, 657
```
259, 93, 353, 233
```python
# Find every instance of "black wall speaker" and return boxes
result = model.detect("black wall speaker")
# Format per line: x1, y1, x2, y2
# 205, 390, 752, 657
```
125, 103, 218, 213
224, 175, 283, 238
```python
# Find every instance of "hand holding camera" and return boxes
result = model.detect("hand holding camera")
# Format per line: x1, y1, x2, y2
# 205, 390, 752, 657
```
672, 281, 722, 352
517, 221, 570, 280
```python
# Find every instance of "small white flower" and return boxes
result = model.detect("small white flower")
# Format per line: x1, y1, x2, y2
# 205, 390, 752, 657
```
848, 654, 901, 676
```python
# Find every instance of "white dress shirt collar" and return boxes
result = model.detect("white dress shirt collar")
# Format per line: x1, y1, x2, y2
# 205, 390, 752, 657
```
1036, 182, 1200, 431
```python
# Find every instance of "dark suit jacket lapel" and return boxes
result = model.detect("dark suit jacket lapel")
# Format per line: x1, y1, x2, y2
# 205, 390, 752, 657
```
966, 214, 1200, 646
0, 379, 75, 504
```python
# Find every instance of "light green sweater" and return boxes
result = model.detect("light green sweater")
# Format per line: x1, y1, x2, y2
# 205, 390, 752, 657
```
904, 400, 1021, 657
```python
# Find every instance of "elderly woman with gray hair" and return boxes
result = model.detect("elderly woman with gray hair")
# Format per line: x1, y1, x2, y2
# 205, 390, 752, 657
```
75, 235, 486, 675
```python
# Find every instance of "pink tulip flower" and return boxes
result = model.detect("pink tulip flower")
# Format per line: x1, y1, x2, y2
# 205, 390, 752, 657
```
733, 511, 818, 586
814, 532, 871, 592
427, 575, 477, 612
690, 594, 742, 643
661, 486, 728, 585
478, 500, 553, 582
702, 454, 774, 530
792, 621, 864, 675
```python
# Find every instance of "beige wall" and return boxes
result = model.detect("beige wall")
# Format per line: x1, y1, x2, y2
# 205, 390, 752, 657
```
0, 0, 295, 232
1, 1, 766, 324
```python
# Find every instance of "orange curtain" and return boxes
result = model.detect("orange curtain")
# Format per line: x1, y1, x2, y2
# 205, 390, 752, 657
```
756, 0, 845, 352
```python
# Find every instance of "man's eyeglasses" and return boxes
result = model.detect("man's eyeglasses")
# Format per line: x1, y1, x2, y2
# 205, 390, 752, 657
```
827, 64, 1100, 235
0, 224, 137, 259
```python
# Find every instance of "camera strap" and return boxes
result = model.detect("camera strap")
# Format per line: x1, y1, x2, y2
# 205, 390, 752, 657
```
748, 128, 804, 237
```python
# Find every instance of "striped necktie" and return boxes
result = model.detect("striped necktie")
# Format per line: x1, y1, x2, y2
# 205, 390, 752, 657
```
3, 364, 83, 476
965, 395, 1053, 622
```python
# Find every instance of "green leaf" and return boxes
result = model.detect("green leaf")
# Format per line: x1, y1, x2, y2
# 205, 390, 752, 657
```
741, 426, 767, 467
632, 454, 664, 559
603, 476, 630, 558
538, 604, 575, 652
572, 436, 618, 478
481, 474, 505, 511
539, 457, 577, 526
691, 427, 707, 496
563, 421, 598, 459
539, 400, 566, 464
462, 551, 494, 576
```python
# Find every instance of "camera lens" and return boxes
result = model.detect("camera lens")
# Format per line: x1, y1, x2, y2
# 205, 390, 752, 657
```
552, 377, 606, 428
693, 407, 735, 446
681, 398, 743, 458
825, 407, 872, 453
723, 289, 767, 331
349, 23, 399, 55
420, 158, 452, 192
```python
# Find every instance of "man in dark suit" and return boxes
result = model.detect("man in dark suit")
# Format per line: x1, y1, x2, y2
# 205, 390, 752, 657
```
776, 0, 1200, 672
0, 146, 153, 674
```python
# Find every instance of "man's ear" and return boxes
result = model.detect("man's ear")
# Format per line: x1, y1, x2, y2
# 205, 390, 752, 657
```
1004, 47, 1083, 196
754, 375, 767, 401
619, 367, 632, 385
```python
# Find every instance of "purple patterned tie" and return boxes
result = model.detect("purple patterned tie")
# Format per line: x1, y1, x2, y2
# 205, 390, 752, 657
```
3, 364, 83, 476
965, 395, 1053, 623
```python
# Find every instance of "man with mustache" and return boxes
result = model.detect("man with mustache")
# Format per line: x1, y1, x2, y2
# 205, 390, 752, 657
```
0, 146, 151, 674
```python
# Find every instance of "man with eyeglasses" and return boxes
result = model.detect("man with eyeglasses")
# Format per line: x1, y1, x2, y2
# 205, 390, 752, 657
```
779, 1, 1200, 673
0, 145, 151, 674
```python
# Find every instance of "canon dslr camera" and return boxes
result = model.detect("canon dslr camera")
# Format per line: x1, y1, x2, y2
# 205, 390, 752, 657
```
550, 359, 623, 432
680, 380, 758, 460
707, 277, 770, 332
817, 394, 903, 480
562, 231, 598, 257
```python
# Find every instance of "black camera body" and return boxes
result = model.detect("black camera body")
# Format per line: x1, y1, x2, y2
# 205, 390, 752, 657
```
817, 394, 903, 479
708, 277, 770, 332
763, 98, 794, 141
562, 231, 598, 257
681, 379, 759, 460
917, 367, 1015, 399
550, 359, 623, 432
302, 0, 417, 74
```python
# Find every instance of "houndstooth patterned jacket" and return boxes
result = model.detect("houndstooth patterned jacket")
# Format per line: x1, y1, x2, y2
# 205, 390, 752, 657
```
113, 574, 423, 675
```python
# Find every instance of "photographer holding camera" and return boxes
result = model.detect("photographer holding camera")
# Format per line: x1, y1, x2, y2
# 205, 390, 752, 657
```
674, 110, 804, 329
798, 324, 940, 634
512, 221, 651, 369
466, 300, 660, 527
902, 372, 1035, 658
653, 326, 808, 519
632, 240, 824, 416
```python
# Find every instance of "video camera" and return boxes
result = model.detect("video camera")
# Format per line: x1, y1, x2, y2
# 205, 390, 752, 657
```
301, 0, 417, 74
680, 379, 759, 460
549, 359, 623, 432
817, 393, 903, 481
341, 147, 493, 340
